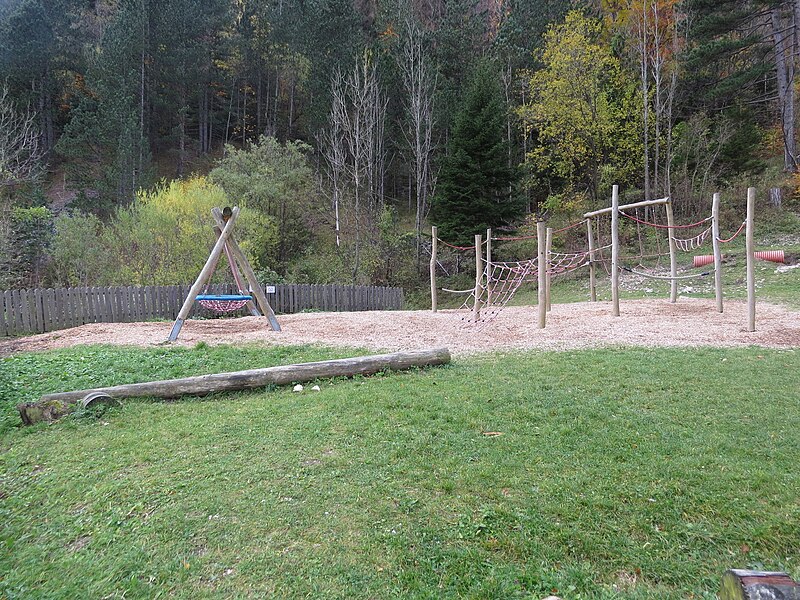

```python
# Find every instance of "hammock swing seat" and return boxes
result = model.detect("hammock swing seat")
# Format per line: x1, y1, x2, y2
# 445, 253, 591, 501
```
196, 294, 253, 313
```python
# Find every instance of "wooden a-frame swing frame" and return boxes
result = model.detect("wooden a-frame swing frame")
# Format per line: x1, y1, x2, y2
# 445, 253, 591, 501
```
167, 206, 281, 341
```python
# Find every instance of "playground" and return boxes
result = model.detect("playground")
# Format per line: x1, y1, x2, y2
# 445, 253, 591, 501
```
2, 198, 800, 599
1, 297, 799, 357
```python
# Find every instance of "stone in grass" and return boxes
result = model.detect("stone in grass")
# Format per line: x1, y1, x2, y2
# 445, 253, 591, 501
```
541, 597, 562, 600
311, 385, 321, 392
293, 384, 304, 392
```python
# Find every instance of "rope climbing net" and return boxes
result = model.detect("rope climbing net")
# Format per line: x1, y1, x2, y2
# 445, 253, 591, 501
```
454, 242, 608, 328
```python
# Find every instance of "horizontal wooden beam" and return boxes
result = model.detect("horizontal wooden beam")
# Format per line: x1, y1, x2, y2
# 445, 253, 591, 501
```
584, 197, 670, 219
17, 348, 452, 425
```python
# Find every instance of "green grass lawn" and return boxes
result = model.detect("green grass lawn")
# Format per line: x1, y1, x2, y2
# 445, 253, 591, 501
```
2, 344, 799, 599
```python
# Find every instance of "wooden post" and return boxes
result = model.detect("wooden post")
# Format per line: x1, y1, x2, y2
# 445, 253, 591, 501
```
537, 220, 546, 328
473, 234, 482, 323
545, 226, 553, 312
485, 228, 493, 306
586, 218, 597, 302
611, 185, 620, 317
168, 207, 240, 341
210, 208, 280, 332
430, 226, 438, 312
746, 187, 756, 332
665, 199, 678, 303
712, 192, 723, 313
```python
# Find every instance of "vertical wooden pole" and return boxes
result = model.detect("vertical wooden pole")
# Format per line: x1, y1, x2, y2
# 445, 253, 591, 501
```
473, 234, 482, 323
537, 221, 547, 328
712, 192, 723, 313
611, 185, 620, 317
746, 187, 756, 332
485, 228, 493, 306
430, 226, 438, 312
586, 218, 597, 302
665, 199, 678, 303
545, 226, 553, 312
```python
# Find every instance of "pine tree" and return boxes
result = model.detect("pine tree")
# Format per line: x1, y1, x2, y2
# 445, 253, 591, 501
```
430, 62, 518, 244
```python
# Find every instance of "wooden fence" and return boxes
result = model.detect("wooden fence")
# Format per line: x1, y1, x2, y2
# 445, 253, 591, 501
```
0, 283, 405, 337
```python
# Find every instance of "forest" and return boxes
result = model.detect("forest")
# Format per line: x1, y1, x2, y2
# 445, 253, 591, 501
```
0, 0, 798, 295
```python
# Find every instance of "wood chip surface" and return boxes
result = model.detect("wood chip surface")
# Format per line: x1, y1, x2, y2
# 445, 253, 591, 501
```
1, 298, 798, 358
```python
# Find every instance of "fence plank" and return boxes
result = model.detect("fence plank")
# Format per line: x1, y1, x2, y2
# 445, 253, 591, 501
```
0, 291, 7, 337
76, 287, 86, 326
2, 290, 11, 336
33, 289, 43, 333
42, 289, 52, 331
68, 287, 78, 328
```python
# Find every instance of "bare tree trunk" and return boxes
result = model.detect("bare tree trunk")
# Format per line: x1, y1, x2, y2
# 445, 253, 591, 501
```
242, 81, 247, 145
288, 77, 295, 137
399, 19, 436, 269
256, 71, 262, 137
273, 66, 279, 137
772, 6, 797, 171
637, 2, 651, 200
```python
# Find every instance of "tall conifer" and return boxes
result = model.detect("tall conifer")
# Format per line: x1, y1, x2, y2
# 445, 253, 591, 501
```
431, 61, 518, 244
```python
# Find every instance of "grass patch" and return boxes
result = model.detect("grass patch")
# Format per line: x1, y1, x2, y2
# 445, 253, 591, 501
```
2, 345, 799, 598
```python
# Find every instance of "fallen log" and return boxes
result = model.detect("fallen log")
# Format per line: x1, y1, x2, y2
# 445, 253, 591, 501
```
18, 347, 451, 425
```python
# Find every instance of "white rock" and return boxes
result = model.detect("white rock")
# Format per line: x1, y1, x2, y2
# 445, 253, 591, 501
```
311, 385, 321, 392
293, 384, 304, 392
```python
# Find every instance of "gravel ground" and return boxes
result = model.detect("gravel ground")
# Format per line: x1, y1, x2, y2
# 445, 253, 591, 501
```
1, 298, 798, 358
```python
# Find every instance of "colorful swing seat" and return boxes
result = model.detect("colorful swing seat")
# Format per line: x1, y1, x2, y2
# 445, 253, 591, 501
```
196, 294, 252, 313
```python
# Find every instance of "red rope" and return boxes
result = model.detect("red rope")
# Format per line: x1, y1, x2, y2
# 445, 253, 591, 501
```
437, 238, 476, 251
552, 219, 587, 234
717, 221, 746, 243
619, 211, 711, 229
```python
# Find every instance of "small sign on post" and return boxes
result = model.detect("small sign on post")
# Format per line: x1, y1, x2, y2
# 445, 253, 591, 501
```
266, 286, 276, 294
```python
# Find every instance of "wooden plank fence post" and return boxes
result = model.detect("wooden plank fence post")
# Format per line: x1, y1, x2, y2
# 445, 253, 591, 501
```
42, 288, 52, 332
0, 290, 8, 336
34, 288, 43, 333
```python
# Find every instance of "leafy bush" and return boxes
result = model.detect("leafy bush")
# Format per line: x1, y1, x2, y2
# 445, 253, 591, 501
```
47, 211, 107, 287
210, 136, 321, 273
0, 205, 53, 288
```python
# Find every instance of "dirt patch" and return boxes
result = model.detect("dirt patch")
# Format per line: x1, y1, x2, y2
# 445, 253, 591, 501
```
0, 298, 798, 358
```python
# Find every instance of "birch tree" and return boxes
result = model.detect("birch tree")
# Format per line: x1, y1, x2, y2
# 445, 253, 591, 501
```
323, 51, 387, 281
628, 0, 683, 198
398, 19, 437, 264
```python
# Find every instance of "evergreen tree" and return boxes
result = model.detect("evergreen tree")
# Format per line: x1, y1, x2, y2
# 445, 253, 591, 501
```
430, 61, 518, 244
